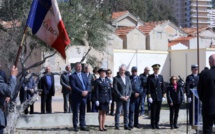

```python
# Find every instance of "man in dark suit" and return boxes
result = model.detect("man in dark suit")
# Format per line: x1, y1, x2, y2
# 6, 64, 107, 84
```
147, 64, 165, 129
20, 71, 35, 114
129, 66, 143, 129
84, 65, 94, 112
185, 64, 199, 125
60, 65, 72, 113
70, 62, 90, 132
198, 54, 215, 134
113, 64, 132, 130
139, 66, 150, 116
38, 66, 55, 114
0, 66, 17, 134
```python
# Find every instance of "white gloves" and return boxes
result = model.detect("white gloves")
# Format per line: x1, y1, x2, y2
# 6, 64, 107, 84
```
188, 97, 192, 103
162, 97, 166, 102
148, 98, 153, 103
96, 101, 99, 106
109, 100, 112, 104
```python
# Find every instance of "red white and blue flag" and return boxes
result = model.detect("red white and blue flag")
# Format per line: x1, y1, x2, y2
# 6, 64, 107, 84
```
26, 0, 70, 59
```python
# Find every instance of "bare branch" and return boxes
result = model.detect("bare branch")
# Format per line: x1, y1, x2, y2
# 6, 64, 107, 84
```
17, 51, 57, 77
80, 46, 92, 63
23, 43, 37, 63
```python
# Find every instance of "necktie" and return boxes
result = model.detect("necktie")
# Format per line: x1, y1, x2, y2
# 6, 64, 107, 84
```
78, 73, 86, 90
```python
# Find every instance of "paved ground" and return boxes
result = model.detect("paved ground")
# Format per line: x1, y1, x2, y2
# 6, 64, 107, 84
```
15, 123, 196, 134
15, 94, 197, 134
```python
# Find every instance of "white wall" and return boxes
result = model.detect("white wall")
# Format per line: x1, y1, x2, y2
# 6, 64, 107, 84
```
113, 49, 170, 81
170, 48, 215, 80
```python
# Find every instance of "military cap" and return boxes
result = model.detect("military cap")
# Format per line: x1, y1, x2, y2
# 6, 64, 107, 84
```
152, 64, 161, 69
191, 64, 198, 69
98, 68, 107, 73
131, 66, 137, 71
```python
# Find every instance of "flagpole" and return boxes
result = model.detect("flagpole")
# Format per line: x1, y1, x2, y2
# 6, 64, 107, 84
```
14, 26, 28, 67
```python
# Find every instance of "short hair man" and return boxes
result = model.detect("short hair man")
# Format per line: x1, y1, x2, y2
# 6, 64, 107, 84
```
84, 65, 94, 112
70, 62, 91, 132
38, 66, 55, 114
139, 66, 150, 116
113, 64, 132, 130
60, 65, 72, 113
198, 54, 215, 134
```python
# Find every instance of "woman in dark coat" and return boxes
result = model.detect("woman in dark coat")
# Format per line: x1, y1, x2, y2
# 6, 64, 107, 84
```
95, 68, 112, 131
167, 76, 184, 129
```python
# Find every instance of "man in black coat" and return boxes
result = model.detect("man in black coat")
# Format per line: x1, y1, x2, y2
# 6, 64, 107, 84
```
198, 54, 215, 134
60, 65, 72, 113
38, 66, 55, 114
147, 64, 165, 129
0, 66, 17, 134
113, 64, 132, 130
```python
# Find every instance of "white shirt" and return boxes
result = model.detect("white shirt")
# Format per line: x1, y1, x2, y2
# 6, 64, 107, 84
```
154, 74, 158, 79
121, 75, 126, 85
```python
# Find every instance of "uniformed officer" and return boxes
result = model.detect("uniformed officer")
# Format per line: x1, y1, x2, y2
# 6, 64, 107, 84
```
95, 68, 112, 131
0, 66, 18, 134
147, 64, 165, 129
129, 66, 143, 129
185, 64, 199, 125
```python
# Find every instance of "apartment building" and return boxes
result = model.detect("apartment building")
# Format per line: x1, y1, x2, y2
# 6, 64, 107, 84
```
174, 0, 213, 28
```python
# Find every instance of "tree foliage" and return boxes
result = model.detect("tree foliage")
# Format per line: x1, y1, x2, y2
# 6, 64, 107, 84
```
105, 0, 177, 24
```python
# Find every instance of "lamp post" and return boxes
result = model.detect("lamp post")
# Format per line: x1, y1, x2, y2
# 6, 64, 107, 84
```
196, 0, 200, 71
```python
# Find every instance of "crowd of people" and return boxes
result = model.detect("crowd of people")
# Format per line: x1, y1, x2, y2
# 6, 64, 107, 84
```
1, 54, 215, 133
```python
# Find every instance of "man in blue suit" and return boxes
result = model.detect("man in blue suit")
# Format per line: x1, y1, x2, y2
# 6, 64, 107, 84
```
70, 62, 90, 132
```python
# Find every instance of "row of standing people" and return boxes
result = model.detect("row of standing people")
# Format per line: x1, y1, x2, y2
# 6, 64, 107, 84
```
16, 62, 199, 132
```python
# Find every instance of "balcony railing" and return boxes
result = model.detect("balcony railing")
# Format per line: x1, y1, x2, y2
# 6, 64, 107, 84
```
191, 3, 212, 7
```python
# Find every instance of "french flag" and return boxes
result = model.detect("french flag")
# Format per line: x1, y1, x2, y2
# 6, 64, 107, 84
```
26, 0, 70, 59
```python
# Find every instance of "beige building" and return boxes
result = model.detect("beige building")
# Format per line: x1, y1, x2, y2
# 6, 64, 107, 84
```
173, 0, 213, 28
190, 0, 212, 27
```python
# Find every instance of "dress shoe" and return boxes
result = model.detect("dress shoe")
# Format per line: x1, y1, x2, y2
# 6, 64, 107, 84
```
170, 125, 174, 129
124, 126, 131, 130
80, 127, 89, 131
99, 128, 104, 131
151, 124, 155, 129
155, 125, 160, 129
103, 128, 107, 131
115, 126, 120, 130
74, 127, 79, 132
134, 125, 140, 128
174, 124, 179, 129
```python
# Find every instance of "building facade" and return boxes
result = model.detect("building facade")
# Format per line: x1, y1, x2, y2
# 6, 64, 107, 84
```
173, 0, 213, 28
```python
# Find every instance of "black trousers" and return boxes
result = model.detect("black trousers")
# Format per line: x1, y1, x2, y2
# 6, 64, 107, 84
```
169, 104, 180, 125
151, 100, 162, 127
63, 93, 71, 113
87, 93, 92, 112
203, 114, 215, 134
0, 126, 4, 134
72, 98, 86, 128
41, 94, 52, 114
110, 93, 115, 114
